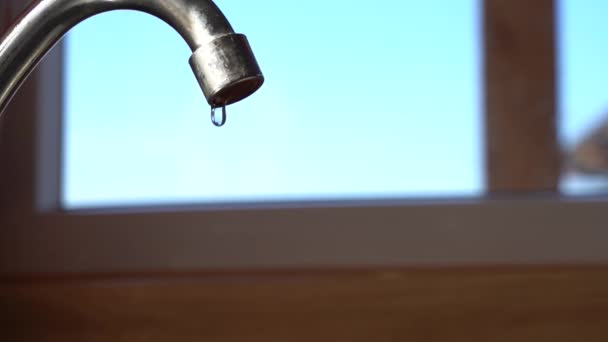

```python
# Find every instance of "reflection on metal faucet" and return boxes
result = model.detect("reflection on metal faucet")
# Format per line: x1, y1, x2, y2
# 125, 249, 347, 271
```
0, 0, 264, 118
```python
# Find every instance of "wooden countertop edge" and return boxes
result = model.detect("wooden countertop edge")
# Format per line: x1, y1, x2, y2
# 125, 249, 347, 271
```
3, 263, 608, 284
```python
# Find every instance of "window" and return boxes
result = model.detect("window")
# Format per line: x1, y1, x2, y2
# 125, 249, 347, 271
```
559, 0, 608, 195
2, 0, 608, 275
64, 0, 482, 208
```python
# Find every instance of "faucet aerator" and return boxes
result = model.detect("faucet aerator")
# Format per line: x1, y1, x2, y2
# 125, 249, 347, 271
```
190, 34, 264, 107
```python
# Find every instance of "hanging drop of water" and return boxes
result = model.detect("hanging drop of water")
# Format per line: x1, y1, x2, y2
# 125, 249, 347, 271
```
210, 105, 227, 127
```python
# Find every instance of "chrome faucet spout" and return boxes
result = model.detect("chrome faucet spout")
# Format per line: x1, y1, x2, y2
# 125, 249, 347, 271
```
0, 0, 264, 116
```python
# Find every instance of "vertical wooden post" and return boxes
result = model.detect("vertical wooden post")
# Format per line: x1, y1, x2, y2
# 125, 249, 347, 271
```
0, 0, 37, 214
0, 0, 64, 215
484, 0, 559, 193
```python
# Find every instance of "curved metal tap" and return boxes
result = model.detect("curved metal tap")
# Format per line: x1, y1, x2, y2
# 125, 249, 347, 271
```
0, 0, 264, 116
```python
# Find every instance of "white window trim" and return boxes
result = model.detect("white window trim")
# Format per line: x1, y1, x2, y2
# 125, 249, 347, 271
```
1, 0, 608, 276
3, 197, 608, 274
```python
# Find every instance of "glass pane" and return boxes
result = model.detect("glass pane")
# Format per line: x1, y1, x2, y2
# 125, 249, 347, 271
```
63, 0, 482, 208
559, 0, 608, 195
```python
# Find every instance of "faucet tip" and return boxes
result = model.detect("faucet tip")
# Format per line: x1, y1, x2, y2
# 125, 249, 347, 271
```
190, 33, 264, 107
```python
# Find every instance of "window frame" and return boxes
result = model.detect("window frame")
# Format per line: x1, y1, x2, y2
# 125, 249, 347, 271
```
2, 0, 607, 276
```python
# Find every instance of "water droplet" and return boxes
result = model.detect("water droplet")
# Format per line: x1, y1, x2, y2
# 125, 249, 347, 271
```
211, 105, 227, 127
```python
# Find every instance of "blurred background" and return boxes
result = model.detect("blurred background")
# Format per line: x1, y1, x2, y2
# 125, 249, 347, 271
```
60, 0, 607, 208
63, 0, 483, 208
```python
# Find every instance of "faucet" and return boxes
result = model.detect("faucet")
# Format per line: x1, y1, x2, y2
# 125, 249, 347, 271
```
0, 0, 264, 118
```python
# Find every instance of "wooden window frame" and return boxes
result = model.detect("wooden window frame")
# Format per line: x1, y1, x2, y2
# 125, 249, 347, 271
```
1, 0, 607, 276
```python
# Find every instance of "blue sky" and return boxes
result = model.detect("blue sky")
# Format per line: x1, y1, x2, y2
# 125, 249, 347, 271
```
559, 0, 608, 193
560, 0, 608, 145
63, 0, 607, 207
